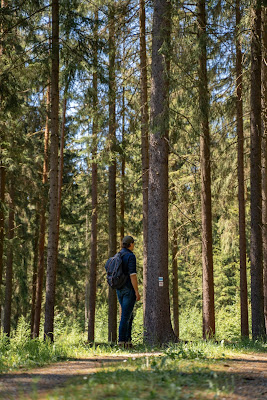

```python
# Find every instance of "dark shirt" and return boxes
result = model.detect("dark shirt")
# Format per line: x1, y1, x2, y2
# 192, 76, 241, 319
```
120, 247, 137, 289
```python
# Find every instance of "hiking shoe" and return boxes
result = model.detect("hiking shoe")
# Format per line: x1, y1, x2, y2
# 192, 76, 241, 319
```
118, 341, 126, 348
125, 342, 133, 349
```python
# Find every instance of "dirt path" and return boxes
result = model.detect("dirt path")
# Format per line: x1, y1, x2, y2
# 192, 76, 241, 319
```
0, 353, 266, 399
214, 353, 267, 399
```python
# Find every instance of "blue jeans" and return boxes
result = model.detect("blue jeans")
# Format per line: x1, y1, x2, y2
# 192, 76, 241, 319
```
116, 286, 136, 342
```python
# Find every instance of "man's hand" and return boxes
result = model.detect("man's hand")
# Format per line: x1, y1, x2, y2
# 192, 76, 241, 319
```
130, 274, 140, 301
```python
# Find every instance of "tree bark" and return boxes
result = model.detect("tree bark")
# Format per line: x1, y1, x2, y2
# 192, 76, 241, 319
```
0, 164, 5, 328
108, 4, 117, 343
144, 0, 176, 345
172, 228, 179, 338
261, 4, 267, 334
250, 0, 265, 340
3, 182, 14, 336
139, 0, 149, 318
33, 84, 50, 338
44, 0, 59, 342
236, 0, 249, 338
30, 213, 40, 335
0, 0, 7, 329
88, 11, 98, 343
120, 85, 125, 244
197, 0, 215, 339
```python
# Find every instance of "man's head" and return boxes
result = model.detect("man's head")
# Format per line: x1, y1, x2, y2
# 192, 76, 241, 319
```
122, 235, 135, 250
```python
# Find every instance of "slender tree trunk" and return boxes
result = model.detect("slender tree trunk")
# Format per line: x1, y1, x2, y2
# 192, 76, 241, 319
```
0, 164, 5, 328
236, 0, 249, 338
88, 11, 98, 342
57, 86, 68, 234
120, 86, 125, 244
0, 0, 7, 330
197, 0, 215, 339
250, 0, 265, 340
3, 182, 14, 336
172, 228, 179, 338
108, 4, 117, 343
263, 5, 267, 333
30, 213, 39, 334
85, 211, 89, 329
33, 85, 50, 338
44, 0, 59, 341
144, 0, 176, 345
139, 0, 149, 318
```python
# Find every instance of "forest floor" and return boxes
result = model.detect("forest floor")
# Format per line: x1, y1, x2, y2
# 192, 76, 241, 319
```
0, 351, 266, 399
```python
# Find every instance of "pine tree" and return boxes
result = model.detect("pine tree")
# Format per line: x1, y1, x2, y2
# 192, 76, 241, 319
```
236, 0, 249, 337
250, 0, 265, 340
33, 85, 50, 338
139, 0, 149, 317
3, 181, 14, 336
144, 0, 176, 345
261, 3, 267, 333
197, 0, 215, 339
44, 0, 60, 341
88, 10, 99, 343
108, 3, 117, 343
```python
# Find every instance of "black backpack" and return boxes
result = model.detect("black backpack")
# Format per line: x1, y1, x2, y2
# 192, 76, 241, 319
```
105, 251, 127, 289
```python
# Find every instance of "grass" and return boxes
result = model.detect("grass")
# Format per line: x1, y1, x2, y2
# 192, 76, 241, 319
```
1, 315, 266, 399
1, 314, 266, 374
43, 360, 235, 400
32, 340, 262, 400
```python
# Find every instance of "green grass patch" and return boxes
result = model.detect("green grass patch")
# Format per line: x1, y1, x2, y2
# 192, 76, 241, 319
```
37, 355, 235, 399
12, 339, 266, 400
1, 314, 266, 375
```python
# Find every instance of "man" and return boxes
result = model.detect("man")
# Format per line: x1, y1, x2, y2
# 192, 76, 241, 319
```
117, 235, 140, 348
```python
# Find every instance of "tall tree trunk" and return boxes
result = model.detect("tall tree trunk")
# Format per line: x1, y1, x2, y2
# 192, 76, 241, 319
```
108, 4, 117, 343
57, 85, 68, 234
139, 0, 149, 318
33, 84, 50, 338
0, 0, 7, 330
250, 0, 265, 340
120, 86, 125, 244
0, 164, 5, 328
44, 0, 59, 342
30, 213, 39, 334
88, 11, 98, 343
197, 0, 215, 339
172, 228, 179, 338
144, 0, 176, 345
85, 211, 89, 329
3, 182, 14, 336
263, 5, 267, 333
236, 0, 249, 338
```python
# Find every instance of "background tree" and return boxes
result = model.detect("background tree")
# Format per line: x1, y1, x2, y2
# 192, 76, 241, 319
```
88, 9, 99, 343
44, 0, 60, 341
250, 0, 265, 340
236, 0, 249, 338
262, 2, 267, 332
3, 181, 14, 336
33, 84, 50, 338
108, 3, 117, 343
139, 0, 149, 316
197, 0, 215, 339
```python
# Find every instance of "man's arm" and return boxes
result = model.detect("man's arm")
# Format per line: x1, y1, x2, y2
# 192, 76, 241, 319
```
130, 274, 141, 301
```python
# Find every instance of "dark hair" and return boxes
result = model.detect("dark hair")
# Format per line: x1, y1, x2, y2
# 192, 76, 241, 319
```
122, 235, 134, 248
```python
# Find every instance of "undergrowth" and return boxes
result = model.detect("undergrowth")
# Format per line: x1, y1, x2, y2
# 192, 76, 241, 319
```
0, 311, 266, 374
